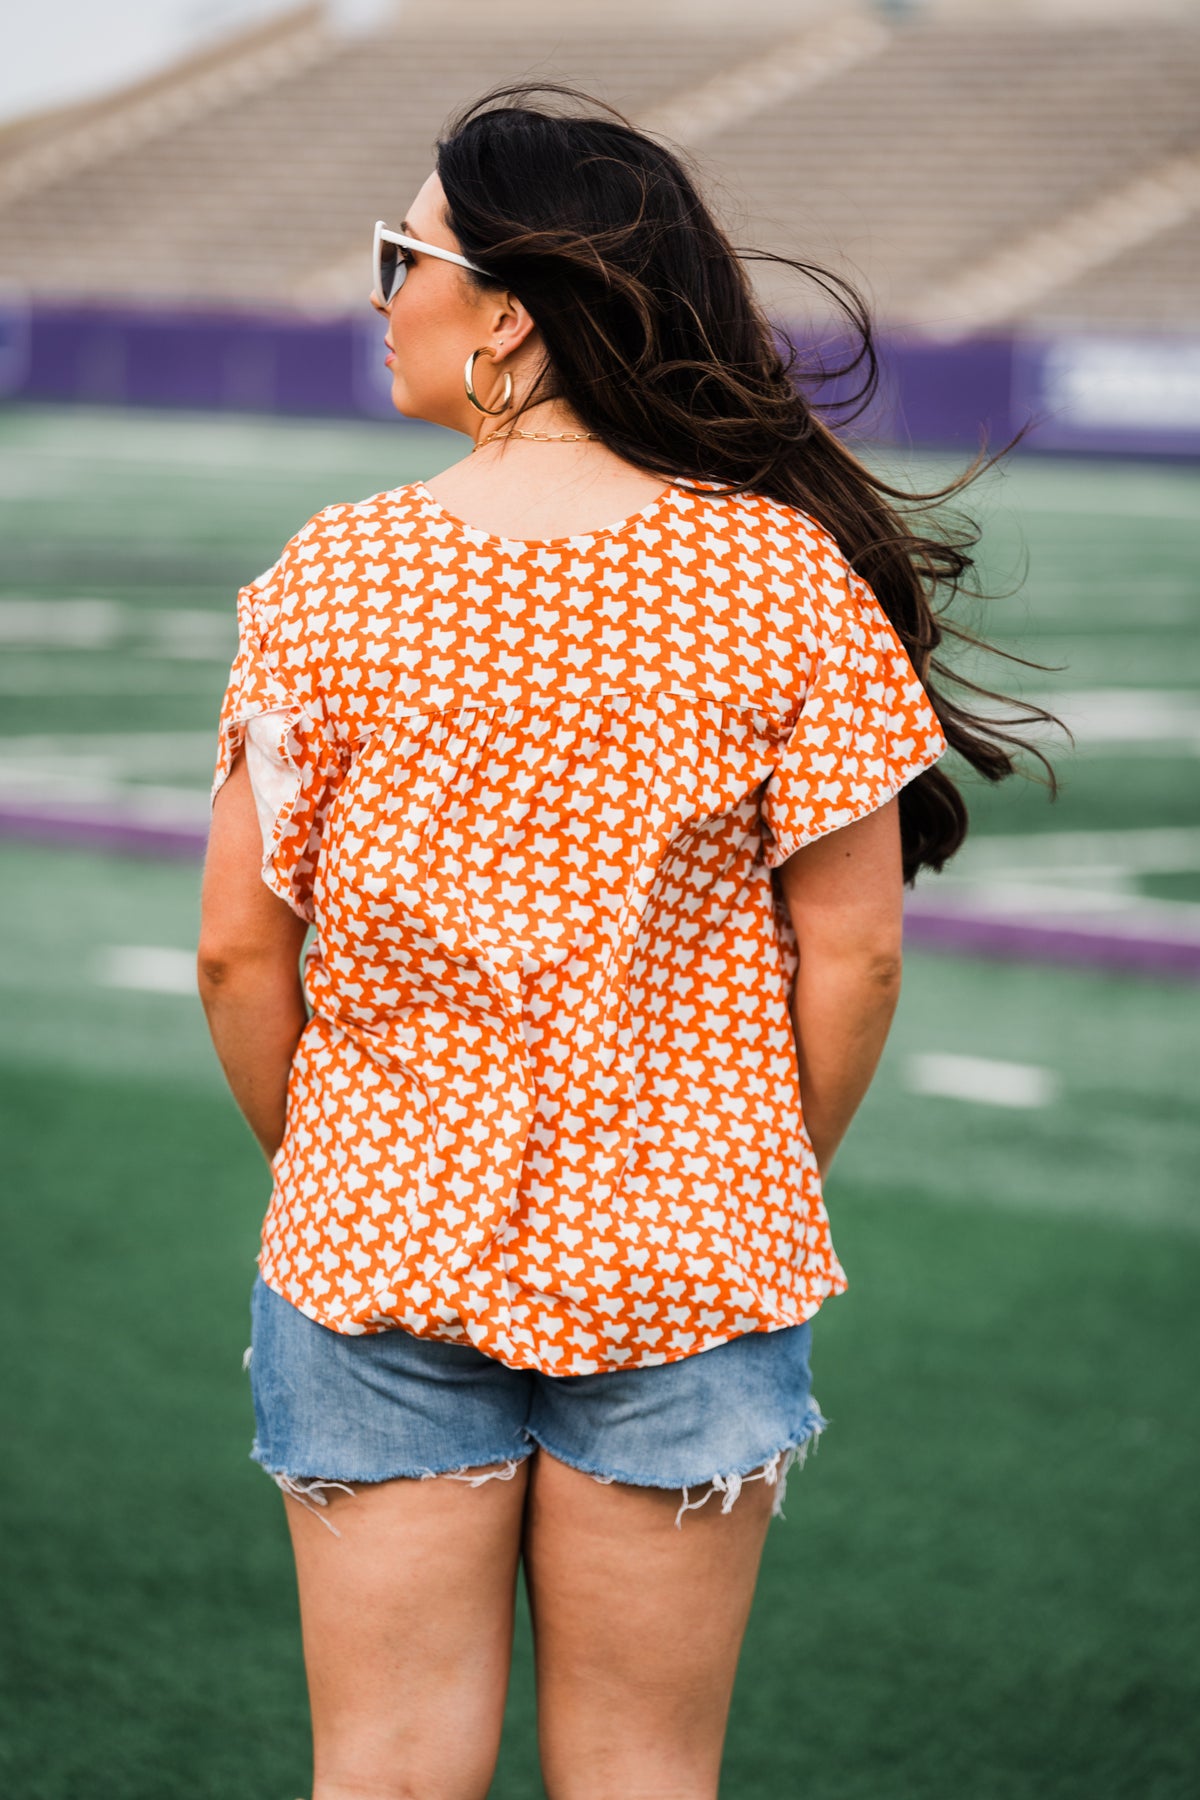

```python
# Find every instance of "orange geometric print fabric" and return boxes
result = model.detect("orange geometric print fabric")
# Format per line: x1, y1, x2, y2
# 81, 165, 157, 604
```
211, 481, 947, 1375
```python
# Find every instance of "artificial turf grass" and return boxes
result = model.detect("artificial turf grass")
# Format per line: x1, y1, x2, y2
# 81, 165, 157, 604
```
0, 1070, 306, 1800
2, 1064, 1198, 1799
734, 1192, 1200, 1800
839, 951, 1200, 1238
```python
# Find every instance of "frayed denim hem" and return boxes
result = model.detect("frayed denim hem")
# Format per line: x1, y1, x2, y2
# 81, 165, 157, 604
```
250, 1446, 536, 1536
526, 1400, 830, 1529
248, 1410, 828, 1537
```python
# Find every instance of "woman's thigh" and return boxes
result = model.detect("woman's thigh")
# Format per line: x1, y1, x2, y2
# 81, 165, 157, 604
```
522, 1452, 775, 1800
521, 1321, 828, 1800
287, 1466, 529, 1800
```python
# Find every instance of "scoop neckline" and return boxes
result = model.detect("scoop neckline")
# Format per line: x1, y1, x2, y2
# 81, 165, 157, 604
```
409, 477, 681, 548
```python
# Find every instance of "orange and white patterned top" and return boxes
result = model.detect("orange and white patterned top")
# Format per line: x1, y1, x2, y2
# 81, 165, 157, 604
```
211, 480, 946, 1375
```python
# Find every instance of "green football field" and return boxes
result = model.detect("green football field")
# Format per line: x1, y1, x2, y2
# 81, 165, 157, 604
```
1, 404, 1198, 1798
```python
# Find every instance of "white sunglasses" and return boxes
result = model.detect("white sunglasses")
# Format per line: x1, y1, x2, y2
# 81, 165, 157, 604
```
373, 219, 486, 304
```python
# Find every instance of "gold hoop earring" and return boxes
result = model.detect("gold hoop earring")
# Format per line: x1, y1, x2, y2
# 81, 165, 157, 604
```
464, 347, 513, 417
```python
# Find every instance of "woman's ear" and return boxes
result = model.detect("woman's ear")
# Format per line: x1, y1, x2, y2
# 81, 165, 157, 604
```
487, 290, 538, 362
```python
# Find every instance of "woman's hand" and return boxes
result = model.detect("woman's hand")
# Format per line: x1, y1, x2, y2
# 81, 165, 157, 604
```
197, 751, 310, 1164
774, 797, 906, 1178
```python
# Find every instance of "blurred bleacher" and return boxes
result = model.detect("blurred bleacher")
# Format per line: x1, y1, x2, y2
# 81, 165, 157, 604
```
1, 0, 1197, 337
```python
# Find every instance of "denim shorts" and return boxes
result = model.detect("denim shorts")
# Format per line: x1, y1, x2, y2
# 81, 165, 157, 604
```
246, 1273, 829, 1530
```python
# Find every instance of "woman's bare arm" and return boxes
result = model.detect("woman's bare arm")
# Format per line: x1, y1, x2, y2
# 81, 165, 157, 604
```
197, 752, 310, 1163
774, 796, 906, 1177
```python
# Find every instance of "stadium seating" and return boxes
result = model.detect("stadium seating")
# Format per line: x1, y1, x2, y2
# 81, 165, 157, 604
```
0, 0, 1196, 333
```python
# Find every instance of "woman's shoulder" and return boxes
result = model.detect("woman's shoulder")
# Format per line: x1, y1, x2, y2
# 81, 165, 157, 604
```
686, 484, 855, 600
272, 483, 429, 567
234, 488, 431, 640
675, 480, 839, 561
700, 483, 842, 553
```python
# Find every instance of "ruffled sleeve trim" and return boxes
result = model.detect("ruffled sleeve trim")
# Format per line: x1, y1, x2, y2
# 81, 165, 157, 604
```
761, 725, 947, 868
210, 572, 345, 923
760, 569, 949, 869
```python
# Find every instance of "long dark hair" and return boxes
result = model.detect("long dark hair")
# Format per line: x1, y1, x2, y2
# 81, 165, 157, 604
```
436, 85, 1064, 884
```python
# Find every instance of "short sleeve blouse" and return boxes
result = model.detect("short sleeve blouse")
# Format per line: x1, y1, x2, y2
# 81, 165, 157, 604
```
211, 481, 946, 1375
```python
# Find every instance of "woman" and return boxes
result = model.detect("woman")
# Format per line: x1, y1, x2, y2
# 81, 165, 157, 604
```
199, 87, 1054, 1800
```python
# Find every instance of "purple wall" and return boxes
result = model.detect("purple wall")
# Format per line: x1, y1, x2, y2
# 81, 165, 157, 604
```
8, 302, 363, 418
2, 297, 1198, 457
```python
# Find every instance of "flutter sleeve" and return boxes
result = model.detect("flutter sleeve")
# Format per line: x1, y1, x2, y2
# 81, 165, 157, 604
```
761, 567, 948, 868
210, 548, 346, 923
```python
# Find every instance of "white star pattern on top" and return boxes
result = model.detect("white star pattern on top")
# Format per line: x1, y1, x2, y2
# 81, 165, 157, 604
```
211, 480, 947, 1375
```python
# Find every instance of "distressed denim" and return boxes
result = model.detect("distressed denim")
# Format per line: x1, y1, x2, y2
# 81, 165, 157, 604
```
246, 1272, 828, 1531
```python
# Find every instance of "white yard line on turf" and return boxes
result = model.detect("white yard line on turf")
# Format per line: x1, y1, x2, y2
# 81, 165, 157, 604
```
1, 783, 211, 824
943, 826, 1200, 873
914, 829, 1200, 932
94, 946, 198, 995
0, 599, 233, 656
1017, 689, 1200, 748
0, 732, 216, 775
905, 1053, 1060, 1108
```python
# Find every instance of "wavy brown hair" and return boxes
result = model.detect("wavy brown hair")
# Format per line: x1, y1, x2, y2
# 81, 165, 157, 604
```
436, 85, 1064, 884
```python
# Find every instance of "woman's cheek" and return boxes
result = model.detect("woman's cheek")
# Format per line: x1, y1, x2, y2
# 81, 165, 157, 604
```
391, 315, 434, 400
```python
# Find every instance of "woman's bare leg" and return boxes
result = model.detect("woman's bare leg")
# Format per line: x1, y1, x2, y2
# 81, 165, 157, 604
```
284, 1460, 530, 1800
522, 1450, 776, 1800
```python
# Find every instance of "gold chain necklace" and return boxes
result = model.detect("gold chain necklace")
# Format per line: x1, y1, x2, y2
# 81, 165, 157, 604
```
472, 428, 598, 452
